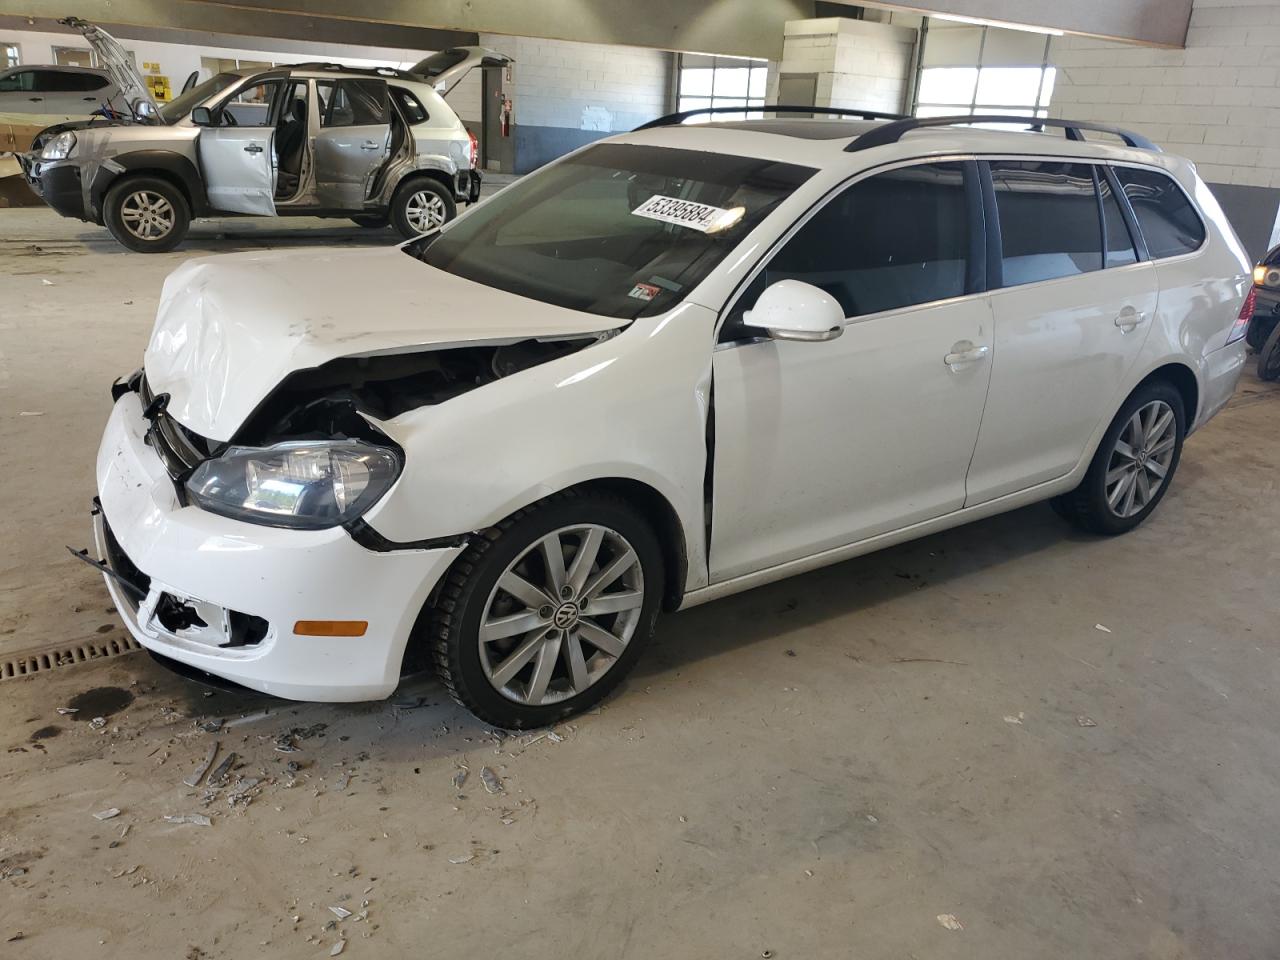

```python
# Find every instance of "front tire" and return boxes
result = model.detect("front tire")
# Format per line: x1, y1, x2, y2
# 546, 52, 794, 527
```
390, 177, 456, 239
429, 490, 663, 729
1050, 380, 1185, 535
103, 176, 190, 253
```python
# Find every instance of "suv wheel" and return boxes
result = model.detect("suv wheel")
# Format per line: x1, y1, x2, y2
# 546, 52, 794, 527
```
390, 178, 455, 239
103, 176, 190, 253
429, 490, 663, 729
1051, 380, 1185, 535
1258, 320, 1280, 382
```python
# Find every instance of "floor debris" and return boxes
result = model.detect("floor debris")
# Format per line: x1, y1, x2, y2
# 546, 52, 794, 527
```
480, 767, 503, 795
937, 913, 964, 931
331, 939, 346, 956
1095, 623, 1113, 633
207, 751, 238, 786
223, 709, 271, 730
452, 766, 469, 790
448, 854, 475, 865
89, 716, 106, 730
183, 742, 220, 788
329, 906, 352, 920
56, 707, 78, 715
1003, 713, 1025, 725
1076, 715, 1098, 727
92, 807, 121, 821
163, 814, 212, 827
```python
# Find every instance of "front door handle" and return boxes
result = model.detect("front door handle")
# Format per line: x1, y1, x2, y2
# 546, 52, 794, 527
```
243, 143, 264, 154
1115, 306, 1146, 332
944, 343, 990, 369
28, 97, 43, 102
360, 140, 380, 150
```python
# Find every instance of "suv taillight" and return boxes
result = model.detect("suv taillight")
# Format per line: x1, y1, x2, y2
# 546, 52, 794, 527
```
467, 129, 479, 169
1227, 286, 1256, 344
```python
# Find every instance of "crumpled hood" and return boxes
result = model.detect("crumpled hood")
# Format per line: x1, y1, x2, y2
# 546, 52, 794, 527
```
144, 246, 620, 442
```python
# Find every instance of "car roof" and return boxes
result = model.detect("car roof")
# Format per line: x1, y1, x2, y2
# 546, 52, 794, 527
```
608, 116, 1186, 177
1, 63, 110, 75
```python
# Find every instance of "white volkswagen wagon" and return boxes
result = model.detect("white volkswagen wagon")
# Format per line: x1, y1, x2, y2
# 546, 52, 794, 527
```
88, 110, 1252, 727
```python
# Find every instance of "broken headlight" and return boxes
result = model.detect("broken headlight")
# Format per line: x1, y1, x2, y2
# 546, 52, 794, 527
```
185, 441, 401, 530
41, 131, 77, 160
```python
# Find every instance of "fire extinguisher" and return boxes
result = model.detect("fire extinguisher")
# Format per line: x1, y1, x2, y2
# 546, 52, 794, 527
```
501, 96, 512, 137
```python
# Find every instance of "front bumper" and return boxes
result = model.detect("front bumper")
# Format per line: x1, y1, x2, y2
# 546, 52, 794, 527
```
93, 391, 463, 701
30, 160, 87, 220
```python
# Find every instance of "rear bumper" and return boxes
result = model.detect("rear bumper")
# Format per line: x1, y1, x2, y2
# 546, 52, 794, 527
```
1198, 338, 1248, 429
94, 391, 463, 701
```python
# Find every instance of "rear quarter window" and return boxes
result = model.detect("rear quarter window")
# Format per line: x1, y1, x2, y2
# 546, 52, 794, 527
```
1113, 166, 1205, 259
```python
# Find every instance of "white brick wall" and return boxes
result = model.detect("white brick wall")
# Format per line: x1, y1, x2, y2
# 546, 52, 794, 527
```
480, 33, 670, 133
779, 18, 918, 115
1050, 0, 1280, 188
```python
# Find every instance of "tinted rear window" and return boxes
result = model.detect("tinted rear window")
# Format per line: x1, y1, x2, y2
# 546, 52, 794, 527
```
990, 160, 1103, 286
1113, 167, 1205, 259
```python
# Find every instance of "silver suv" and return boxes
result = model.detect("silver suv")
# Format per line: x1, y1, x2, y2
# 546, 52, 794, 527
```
21, 19, 507, 252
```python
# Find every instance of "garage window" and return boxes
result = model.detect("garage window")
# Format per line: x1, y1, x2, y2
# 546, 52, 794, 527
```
1, 44, 17, 70
1113, 167, 1205, 259
914, 21, 1055, 121
677, 53, 767, 122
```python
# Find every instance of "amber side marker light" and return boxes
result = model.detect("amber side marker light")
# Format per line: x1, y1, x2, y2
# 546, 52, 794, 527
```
294, 620, 369, 637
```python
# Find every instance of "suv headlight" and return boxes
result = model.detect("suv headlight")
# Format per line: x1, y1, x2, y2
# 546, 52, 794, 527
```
185, 440, 401, 530
40, 131, 77, 161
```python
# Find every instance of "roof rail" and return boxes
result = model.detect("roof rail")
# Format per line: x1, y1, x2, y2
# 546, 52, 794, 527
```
846, 114, 1160, 153
634, 104, 908, 131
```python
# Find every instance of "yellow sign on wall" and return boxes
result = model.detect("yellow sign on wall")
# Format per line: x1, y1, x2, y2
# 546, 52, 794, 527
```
146, 74, 172, 102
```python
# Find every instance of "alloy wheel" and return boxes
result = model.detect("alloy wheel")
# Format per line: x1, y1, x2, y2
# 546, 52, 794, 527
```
405, 190, 447, 233
479, 524, 645, 706
1105, 399, 1177, 518
119, 190, 175, 241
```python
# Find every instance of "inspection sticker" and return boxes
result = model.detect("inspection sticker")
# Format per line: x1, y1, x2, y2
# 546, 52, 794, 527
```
627, 282, 661, 301
631, 194, 734, 233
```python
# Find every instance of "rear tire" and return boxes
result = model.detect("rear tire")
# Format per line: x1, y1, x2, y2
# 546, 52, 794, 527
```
1258, 320, 1280, 382
428, 490, 663, 729
103, 176, 190, 253
1050, 380, 1185, 535
390, 177, 455, 239
1245, 314, 1277, 352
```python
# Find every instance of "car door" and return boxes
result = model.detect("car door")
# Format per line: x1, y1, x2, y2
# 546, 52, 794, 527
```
313, 78, 391, 210
709, 160, 994, 581
963, 159, 1157, 505
0, 69, 40, 113
196, 78, 282, 216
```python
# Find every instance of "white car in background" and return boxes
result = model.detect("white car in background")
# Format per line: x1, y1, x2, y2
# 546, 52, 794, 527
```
87, 108, 1252, 728
0, 63, 120, 115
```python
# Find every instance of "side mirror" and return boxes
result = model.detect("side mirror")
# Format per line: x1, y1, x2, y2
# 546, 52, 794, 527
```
744, 279, 845, 342
190, 106, 213, 126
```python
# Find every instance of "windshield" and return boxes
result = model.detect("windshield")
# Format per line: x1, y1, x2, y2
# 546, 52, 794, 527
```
406, 143, 814, 320
160, 72, 240, 123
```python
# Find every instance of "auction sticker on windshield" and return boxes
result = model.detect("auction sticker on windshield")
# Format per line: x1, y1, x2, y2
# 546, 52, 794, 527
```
632, 195, 743, 233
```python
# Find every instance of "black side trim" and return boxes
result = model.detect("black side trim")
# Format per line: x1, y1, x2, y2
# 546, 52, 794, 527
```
344, 517, 471, 552
92, 150, 210, 217
977, 160, 1003, 292
962, 159, 986, 296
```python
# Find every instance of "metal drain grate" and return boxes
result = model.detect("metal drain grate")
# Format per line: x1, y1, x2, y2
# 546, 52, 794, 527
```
0, 635, 143, 681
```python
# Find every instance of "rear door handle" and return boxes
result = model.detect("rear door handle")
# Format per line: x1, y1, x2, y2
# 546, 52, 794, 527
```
944, 343, 990, 368
360, 140, 380, 150
28, 97, 43, 102
1115, 307, 1146, 332
243, 143, 264, 154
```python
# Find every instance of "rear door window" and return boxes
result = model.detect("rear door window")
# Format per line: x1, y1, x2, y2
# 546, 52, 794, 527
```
989, 160, 1102, 286
0, 70, 34, 91
317, 79, 389, 127
391, 86, 429, 123
1113, 166, 1205, 259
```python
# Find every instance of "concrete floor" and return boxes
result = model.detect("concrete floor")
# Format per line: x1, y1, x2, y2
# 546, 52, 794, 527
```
2, 205, 1280, 959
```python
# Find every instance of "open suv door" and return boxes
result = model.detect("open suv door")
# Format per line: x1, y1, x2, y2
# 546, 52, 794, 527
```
409, 46, 513, 97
